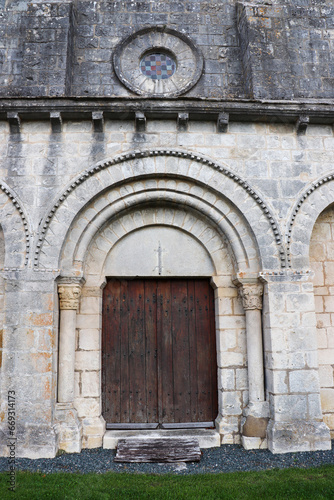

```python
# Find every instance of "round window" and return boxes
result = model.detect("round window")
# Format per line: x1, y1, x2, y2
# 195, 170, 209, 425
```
140, 52, 176, 80
113, 27, 204, 97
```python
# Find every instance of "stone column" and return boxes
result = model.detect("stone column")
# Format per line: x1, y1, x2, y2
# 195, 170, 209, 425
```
58, 283, 82, 403
238, 282, 269, 450
239, 284, 265, 404
54, 279, 84, 454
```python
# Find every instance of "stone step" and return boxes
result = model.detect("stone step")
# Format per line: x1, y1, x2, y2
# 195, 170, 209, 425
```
103, 429, 220, 450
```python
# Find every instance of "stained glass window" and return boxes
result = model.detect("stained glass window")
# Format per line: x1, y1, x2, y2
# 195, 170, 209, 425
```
140, 53, 176, 80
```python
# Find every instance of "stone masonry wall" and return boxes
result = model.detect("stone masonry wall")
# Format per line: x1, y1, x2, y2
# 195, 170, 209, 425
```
0, 0, 333, 458
0, 2, 73, 97
310, 205, 334, 437
237, 0, 334, 99
0, 1, 333, 99
0, 116, 332, 456
0, 0, 244, 99
0, 119, 333, 244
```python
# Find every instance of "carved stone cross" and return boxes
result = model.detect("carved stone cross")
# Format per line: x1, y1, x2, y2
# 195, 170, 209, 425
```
154, 241, 165, 276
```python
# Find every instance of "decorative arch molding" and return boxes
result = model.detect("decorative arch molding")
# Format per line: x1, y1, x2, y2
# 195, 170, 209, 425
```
0, 181, 31, 269
286, 173, 334, 269
62, 201, 244, 280
36, 149, 285, 270
82, 207, 236, 285
58, 179, 259, 275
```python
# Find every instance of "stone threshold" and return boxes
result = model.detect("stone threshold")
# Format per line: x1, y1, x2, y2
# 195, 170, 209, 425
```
103, 429, 221, 450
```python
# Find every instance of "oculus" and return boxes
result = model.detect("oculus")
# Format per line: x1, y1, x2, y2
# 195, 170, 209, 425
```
113, 26, 203, 97
140, 52, 176, 80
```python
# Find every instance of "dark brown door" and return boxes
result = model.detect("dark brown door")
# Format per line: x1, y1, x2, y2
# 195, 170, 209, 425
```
102, 278, 217, 428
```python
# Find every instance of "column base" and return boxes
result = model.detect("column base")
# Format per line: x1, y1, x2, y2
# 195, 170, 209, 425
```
267, 420, 331, 454
54, 402, 82, 454
241, 401, 269, 448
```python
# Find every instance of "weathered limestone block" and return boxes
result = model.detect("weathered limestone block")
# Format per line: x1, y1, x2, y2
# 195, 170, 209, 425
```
81, 415, 105, 449
54, 403, 82, 454
263, 273, 331, 453
268, 421, 331, 454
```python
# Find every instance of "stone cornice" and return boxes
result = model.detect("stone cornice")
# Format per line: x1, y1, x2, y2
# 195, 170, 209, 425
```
0, 98, 334, 125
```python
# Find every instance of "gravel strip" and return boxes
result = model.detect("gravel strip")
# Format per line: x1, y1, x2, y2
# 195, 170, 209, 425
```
1, 442, 334, 475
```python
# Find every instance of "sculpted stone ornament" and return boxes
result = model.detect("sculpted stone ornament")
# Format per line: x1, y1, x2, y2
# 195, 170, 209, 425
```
58, 284, 82, 310
239, 284, 263, 311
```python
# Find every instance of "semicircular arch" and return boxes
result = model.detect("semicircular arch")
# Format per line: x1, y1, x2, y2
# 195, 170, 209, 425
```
82, 205, 238, 286
37, 150, 284, 272
59, 180, 258, 277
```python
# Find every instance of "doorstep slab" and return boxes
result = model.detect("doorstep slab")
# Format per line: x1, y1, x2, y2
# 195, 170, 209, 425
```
114, 438, 201, 462
103, 429, 220, 449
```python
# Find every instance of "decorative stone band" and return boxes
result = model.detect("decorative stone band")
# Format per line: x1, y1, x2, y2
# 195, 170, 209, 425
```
239, 284, 263, 311
58, 284, 82, 310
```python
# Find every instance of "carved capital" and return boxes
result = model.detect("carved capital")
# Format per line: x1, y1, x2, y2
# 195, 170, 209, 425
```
239, 284, 263, 311
58, 284, 82, 310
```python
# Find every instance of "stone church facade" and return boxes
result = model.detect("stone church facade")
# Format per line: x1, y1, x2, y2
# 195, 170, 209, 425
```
0, 0, 333, 458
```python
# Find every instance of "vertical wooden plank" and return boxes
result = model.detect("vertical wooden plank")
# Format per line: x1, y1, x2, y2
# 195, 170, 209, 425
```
128, 280, 146, 423
102, 279, 121, 423
144, 280, 158, 423
187, 280, 198, 422
120, 280, 130, 423
171, 279, 191, 423
157, 280, 173, 423
208, 280, 218, 421
101, 280, 109, 420
195, 279, 214, 422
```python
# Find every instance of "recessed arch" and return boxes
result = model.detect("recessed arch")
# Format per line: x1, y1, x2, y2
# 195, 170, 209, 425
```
309, 203, 334, 438
37, 150, 283, 272
82, 206, 237, 286
59, 184, 257, 278
49, 151, 276, 449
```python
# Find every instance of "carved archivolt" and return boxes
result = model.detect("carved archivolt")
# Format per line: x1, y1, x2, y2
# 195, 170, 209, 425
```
36, 149, 284, 268
0, 182, 31, 269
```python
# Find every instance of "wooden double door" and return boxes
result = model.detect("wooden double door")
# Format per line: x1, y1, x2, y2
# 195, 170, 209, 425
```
102, 278, 218, 428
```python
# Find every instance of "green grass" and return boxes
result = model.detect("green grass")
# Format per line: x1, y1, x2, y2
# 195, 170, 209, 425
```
0, 466, 334, 499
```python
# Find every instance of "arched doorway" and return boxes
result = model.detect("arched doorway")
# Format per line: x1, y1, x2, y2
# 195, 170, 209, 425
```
101, 225, 219, 429
51, 153, 268, 451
